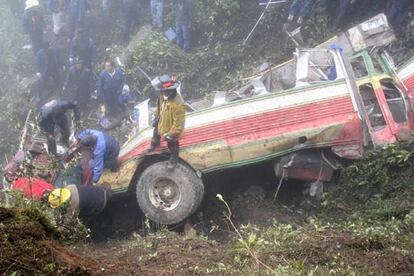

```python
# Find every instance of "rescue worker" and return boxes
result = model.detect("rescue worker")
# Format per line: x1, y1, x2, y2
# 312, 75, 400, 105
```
68, 0, 87, 38
175, 0, 193, 52
39, 99, 80, 155
122, 0, 140, 45
23, 0, 45, 53
97, 61, 125, 118
69, 28, 96, 70
151, 0, 164, 29
287, 0, 315, 25
35, 41, 64, 100
77, 129, 120, 185
63, 60, 93, 110
147, 75, 186, 169
48, 183, 112, 218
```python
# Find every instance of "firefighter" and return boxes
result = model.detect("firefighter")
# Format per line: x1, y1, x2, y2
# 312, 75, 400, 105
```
147, 75, 186, 170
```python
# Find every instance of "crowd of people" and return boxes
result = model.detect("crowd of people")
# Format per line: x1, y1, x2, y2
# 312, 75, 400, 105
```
3, 0, 189, 220
19, 0, 194, 115
287, 0, 414, 36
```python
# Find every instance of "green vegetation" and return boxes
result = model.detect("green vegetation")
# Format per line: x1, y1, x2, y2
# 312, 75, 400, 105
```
125, 1, 333, 100
225, 143, 414, 275
71, 143, 414, 275
0, 192, 90, 274
0, 5, 33, 157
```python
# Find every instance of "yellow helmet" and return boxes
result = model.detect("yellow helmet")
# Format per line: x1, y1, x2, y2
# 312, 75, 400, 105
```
48, 188, 71, 209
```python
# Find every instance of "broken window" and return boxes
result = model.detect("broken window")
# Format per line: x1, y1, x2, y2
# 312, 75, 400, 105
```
381, 79, 407, 123
351, 56, 368, 79
359, 83, 386, 129
372, 57, 384, 74
296, 50, 343, 86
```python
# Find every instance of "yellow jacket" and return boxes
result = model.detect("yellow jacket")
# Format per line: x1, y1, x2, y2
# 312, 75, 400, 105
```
156, 93, 186, 138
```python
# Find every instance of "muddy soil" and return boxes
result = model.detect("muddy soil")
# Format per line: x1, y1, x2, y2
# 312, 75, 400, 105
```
2, 168, 414, 275
0, 207, 92, 275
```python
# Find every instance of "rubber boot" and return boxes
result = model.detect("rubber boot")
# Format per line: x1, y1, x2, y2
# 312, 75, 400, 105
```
144, 140, 159, 154
167, 141, 179, 170
167, 155, 178, 170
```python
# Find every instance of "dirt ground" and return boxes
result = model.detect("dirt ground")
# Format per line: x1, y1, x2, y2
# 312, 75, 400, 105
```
74, 186, 414, 275
2, 180, 414, 275
0, 207, 92, 275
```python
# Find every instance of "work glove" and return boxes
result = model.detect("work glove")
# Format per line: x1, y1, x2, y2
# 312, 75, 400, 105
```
164, 133, 174, 142
152, 117, 159, 127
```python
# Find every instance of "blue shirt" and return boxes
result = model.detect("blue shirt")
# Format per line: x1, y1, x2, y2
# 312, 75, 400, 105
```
78, 129, 107, 182
98, 69, 125, 96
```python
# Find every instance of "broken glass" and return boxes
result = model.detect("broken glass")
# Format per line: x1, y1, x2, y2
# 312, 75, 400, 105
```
351, 56, 368, 78
381, 78, 407, 123
359, 83, 386, 129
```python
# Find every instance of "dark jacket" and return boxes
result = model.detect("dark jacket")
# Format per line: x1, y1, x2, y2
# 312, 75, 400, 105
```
69, 34, 96, 67
76, 185, 107, 216
36, 47, 64, 78
175, 0, 193, 25
23, 6, 45, 36
64, 65, 93, 93
47, 0, 69, 13
78, 129, 120, 183
69, 0, 87, 20
39, 99, 80, 124
97, 69, 125, 96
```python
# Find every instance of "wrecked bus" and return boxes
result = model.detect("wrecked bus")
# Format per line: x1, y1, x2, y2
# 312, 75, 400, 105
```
98, 15, 414, 225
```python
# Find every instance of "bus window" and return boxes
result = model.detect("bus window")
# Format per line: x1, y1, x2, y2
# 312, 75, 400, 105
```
381, 79, 407, 123
351, 56, 368, 79
359, 83, 386, 129
372, 57, 384, 74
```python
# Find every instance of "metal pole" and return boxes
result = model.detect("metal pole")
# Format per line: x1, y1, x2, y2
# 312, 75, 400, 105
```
243, 0, 288, 45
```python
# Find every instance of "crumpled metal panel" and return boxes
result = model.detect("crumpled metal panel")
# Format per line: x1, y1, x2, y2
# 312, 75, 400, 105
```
347, 14, 395, 53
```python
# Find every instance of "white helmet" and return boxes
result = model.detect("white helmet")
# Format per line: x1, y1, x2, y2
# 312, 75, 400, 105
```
25, 0, 40, 10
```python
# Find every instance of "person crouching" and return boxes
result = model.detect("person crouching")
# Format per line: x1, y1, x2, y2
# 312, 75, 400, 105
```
47, 183, 112, 219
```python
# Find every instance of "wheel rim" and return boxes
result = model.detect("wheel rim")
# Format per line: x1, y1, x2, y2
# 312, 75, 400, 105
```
148, 178, 181, 211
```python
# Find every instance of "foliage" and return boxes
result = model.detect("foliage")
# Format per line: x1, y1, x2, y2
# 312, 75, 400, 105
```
320, 142, 414, 221
1, 191, 89, 244
0, 4, 33, 158
125, 1, 334, 103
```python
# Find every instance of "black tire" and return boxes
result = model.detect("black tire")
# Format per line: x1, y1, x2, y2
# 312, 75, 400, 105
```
136, 161, 204, 225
